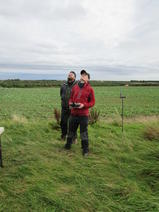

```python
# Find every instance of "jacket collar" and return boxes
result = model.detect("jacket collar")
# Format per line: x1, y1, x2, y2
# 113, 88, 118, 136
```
78, 81, 89, 88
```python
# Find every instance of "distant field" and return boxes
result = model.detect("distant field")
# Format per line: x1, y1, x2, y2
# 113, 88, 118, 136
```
0, 86, 159, 120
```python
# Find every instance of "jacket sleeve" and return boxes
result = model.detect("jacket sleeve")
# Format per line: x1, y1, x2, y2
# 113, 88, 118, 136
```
69, 87, 74, 105
84, 87, 95, 109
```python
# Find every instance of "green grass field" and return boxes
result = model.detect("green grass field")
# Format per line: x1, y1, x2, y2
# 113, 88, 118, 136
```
0, 86, 159, 120
0, 86, 159, 211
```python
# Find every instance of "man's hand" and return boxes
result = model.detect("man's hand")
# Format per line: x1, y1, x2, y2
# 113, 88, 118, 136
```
79, 103, 84, 109
69, 102, 73, 109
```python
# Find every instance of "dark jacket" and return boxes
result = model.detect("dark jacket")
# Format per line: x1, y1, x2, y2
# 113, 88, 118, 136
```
60, 80, 77, 109
69, 82, 95, 116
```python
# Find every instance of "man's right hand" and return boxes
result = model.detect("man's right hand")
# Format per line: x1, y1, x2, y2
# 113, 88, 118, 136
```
78, 103, 84, 109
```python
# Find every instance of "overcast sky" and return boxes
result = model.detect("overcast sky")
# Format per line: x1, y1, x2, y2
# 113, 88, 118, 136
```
0, 0, 159, 80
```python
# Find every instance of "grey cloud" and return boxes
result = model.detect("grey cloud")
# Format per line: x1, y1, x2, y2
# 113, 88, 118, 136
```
0, 0, 159, 80
0, 0, 86, 21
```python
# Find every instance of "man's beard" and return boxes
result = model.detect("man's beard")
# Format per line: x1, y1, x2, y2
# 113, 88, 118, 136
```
68, 78, 73, 82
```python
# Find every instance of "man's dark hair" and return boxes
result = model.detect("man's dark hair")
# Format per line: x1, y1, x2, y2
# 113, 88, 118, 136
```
70, 71, 76, 78
80, 70, 87, 75
81, 70, 90, 79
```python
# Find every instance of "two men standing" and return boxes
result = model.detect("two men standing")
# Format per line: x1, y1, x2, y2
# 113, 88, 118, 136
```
63, 70, 95, 156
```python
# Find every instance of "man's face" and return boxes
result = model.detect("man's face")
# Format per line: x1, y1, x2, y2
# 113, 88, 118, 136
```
80, 73, 88, 83
68, 72, 75, 82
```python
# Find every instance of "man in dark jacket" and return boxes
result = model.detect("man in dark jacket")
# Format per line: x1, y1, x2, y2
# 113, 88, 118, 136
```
60, 71, 77, 141
64, 70, 95, 156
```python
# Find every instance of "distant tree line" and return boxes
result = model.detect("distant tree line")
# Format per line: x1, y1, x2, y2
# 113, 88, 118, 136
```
0, 79, 159, 88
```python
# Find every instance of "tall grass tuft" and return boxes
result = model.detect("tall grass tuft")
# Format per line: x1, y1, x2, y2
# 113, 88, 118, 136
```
144, 126, 159, 141
111, 108, 122, 127
89, 108, 100, 125
12, 114, 28, 124
53, 108, 61, 126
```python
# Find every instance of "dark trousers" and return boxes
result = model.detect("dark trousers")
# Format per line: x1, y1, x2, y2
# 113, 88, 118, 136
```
60, 108, 70, 137
60, 108, 77, 140
66, 115, 89, 152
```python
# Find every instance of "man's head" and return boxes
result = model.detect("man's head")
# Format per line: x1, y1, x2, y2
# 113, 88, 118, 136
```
67, 71, 76, 82
80, 70, 90, 83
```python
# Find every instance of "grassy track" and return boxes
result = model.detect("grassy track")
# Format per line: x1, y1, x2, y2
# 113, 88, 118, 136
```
0, 86, 159, 211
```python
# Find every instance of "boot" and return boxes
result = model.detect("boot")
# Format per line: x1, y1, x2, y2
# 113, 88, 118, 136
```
64, 138, 72, 150
82, 148, 89, 157
82, 140, 89, 156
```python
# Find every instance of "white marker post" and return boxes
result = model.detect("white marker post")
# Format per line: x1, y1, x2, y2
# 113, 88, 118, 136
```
0, 127, 4, 168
